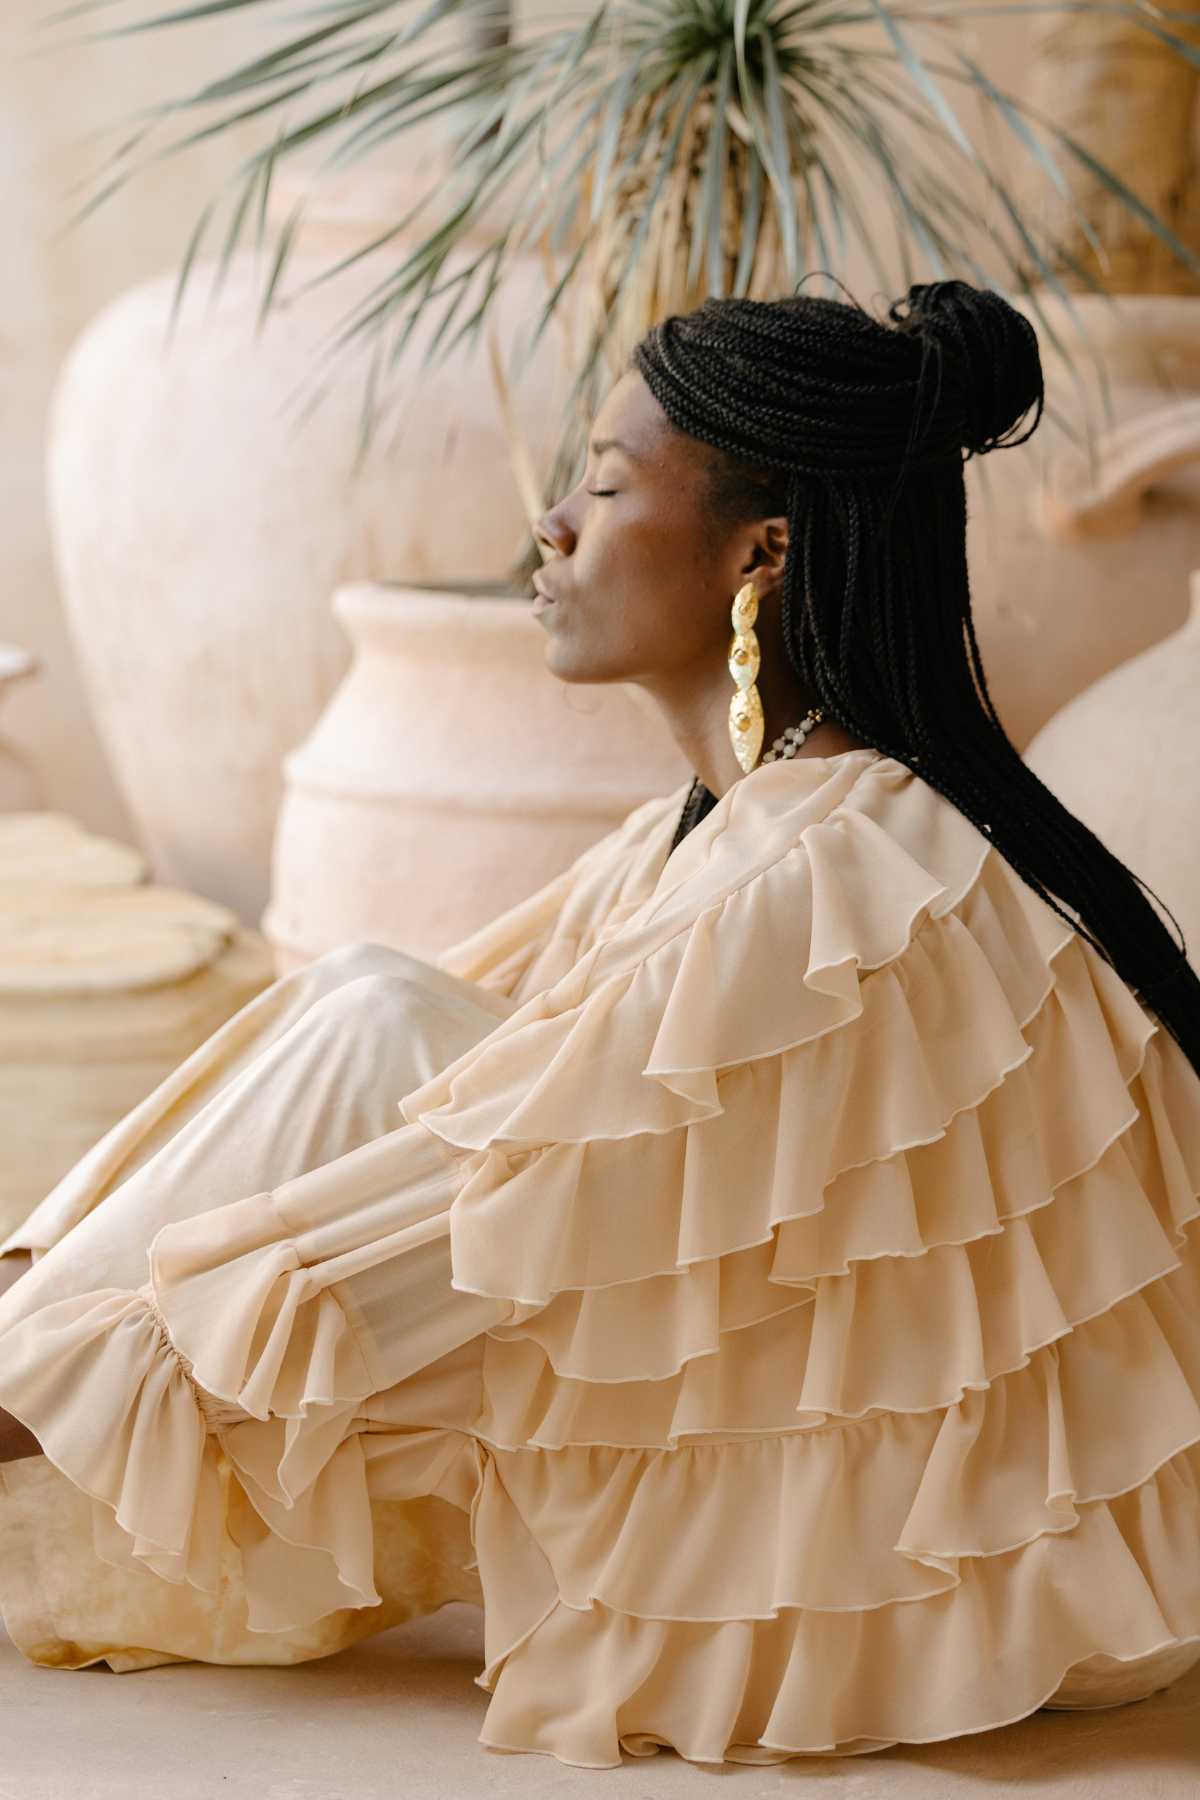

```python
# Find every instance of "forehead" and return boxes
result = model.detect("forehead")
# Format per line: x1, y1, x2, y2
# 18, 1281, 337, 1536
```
590, 370, 693, 473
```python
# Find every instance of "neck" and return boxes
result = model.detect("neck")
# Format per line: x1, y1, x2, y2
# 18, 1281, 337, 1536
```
638, 587, 873, 800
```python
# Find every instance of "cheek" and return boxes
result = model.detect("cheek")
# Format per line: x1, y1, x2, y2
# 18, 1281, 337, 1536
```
607, 574, 709, 666
586, 504, 690, 610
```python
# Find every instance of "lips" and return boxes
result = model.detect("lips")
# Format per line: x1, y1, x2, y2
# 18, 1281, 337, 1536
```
532, 575, 559, 603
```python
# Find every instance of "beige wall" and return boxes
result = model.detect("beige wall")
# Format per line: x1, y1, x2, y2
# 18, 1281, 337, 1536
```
0, 3, 1027, 844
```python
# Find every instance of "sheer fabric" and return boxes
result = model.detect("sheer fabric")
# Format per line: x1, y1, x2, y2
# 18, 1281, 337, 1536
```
0, 748, 1198, 1766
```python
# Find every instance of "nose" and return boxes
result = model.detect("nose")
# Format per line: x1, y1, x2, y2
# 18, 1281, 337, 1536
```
534, 506, 574, 560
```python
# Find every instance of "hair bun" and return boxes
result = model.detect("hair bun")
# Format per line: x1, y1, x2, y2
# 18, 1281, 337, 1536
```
887, 280, 1044, 458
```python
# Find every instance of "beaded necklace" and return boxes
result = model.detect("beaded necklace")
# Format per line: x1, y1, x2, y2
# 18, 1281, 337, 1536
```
669, 707, 826, 854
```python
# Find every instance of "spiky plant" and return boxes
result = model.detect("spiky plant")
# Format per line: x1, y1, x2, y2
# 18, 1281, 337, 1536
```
43, 0, 1200, 588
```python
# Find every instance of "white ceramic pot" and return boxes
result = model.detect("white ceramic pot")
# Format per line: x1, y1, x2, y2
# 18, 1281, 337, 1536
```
0, 646, 44, 814
1023, 567, 1200, 962
0, 812, 275, 1238
45, 193, 569, 925
968, 293, 1200, 749
262, 583, 693, 970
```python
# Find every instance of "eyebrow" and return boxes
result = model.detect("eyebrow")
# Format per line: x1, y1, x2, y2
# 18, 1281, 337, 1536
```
589, 436, 643, 462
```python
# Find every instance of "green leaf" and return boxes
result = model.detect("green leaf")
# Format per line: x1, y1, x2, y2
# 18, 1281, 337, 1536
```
932, 1, 1200, 74
733, 149, 764, 296
255, 121, 286, 253
589, 61, 640, 227
757, 27, 802, 280
42, 0, 270, 25
851, 16, 1090, 325
859, 0, 972, 156
211, 166, 263, 304
53, 169, 137, 239
181, 6, 387, 96
520, 237, 589, 369
688, 38, 733, 291
59, 0, 305, 40
1048, 119, 1200, 282
256, 200, 305, 334
165, 196, 217, 341
946, 44, 1108, 263
535, 4, 610, 179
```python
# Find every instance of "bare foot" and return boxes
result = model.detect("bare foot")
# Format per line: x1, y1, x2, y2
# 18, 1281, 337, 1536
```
0, 1255, 42, 1461
0, 1250, 33, 1300
0, 1405, 42, 1463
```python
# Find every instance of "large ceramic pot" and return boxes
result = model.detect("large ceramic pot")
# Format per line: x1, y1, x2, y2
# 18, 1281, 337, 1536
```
262, 583, 693, 971
0, 812, 275, 1238
45, 154, 570, 926
0, 646, 43, 814
967, 293, 1200, 750
1022, 566, 1200, 965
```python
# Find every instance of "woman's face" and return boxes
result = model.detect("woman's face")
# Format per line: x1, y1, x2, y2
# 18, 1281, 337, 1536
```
532, 369, 756, 687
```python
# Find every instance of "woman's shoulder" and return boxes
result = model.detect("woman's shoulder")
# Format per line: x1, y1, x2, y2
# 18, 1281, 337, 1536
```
585, 747, 1005, 979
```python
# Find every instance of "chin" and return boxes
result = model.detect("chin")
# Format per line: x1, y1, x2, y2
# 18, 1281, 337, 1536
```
541, 630, 602, 684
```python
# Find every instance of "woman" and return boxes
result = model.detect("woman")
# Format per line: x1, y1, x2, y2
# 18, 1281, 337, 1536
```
0, 280, 1198, 1768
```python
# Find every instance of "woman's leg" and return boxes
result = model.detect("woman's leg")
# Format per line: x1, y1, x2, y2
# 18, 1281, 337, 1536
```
0, 941, 516, 1666
1, 940, 515, 1267
0, 940, 518, 1467
0, 940, 515, 1306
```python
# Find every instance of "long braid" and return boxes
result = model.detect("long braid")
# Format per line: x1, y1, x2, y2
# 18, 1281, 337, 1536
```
639, 281, 1200, 1075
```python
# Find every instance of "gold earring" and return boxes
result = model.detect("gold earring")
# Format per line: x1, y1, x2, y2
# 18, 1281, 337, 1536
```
727, 580, 764, 773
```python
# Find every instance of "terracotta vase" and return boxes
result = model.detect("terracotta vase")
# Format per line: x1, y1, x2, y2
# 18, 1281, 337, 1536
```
262, 583, 692, 971
1023, 567, 1200, 963
44, 150, 571, 926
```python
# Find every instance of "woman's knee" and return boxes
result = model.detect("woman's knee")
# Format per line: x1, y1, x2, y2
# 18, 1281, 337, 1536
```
297, 956, 433, 1052
307, 941, 429, 998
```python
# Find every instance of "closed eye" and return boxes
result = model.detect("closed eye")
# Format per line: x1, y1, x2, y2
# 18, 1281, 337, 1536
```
587, 489, 617, 497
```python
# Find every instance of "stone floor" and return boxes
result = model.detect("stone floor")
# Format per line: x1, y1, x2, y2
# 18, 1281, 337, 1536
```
3, 1604, 1197, 1798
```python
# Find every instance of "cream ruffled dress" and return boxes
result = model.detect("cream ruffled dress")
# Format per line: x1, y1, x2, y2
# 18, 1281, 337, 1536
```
1, 745, 1199, 1768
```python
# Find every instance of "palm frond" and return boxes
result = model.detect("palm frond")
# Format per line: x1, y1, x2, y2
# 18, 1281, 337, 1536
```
46, 0, 1200, 509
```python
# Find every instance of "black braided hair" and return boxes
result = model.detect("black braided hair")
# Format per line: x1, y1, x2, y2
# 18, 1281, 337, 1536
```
633, 280, 1200, 1075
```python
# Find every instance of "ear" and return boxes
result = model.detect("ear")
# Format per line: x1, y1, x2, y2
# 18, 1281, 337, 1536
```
739, 516, 789, 584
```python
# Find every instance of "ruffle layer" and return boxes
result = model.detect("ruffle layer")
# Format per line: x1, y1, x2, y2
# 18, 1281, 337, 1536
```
0, 1276, 384, 1632
411, 815, 1200, 1421
472, 1198, 1200, 1452
406, 755, 1122, 1148
449, 1011, 1197, 1381
397, 753, 1200, 1756
0, 1186, 485, 1636
474, 1443, 1200, 1767
404, 833, 1174, 1323
3, 751, 1199, 1764
0, 1283, 226, 1597
470, 1256, 1200, 1611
